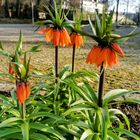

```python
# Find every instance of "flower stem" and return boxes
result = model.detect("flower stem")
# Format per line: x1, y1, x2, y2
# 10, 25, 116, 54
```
98, 64, 105, 107
22, 103, 25, 119
55, 46, 58, 83
72, 44, 76, 72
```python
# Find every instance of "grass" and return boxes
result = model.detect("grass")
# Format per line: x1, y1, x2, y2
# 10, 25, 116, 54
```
0, 41, 140, 93
0, 41, 140, 136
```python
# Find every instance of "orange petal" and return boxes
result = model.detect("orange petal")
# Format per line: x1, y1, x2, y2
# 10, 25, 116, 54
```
25, 82, 30, 98
45, 28, 54, 42
96, 48, 107, 67
60, 30, 65, 47
52, 29, 60, 46
111, 43, 124, 58
37, 28, 48, 34
63, 28, 71, 46
16, 82, 26, 104
9, 63, 14, 75
70, 33, 75, 47
86, 46, 102, 65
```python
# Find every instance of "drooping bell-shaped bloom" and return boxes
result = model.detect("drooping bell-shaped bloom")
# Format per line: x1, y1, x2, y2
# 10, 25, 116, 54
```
16, 81, 30, 104
70, 32, 84, 48
86, 43, 124, 67
38, 27, 71, 47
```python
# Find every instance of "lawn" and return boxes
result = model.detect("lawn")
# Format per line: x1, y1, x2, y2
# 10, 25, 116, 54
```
0, 41, 140, 92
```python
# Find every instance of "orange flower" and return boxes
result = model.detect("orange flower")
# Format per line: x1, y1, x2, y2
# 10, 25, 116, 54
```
16, 81, 30, 104
38, 27, 71, 47
70, 33, 84, 48
86, 44, 124, 67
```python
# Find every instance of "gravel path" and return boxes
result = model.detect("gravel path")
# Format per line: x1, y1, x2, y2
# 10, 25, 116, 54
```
0, 24, 140, 42
0, 24, 44, 42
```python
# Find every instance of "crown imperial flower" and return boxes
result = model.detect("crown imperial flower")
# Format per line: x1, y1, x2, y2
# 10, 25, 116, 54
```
16, 81, 30, 104
86, 43, 124, 67
70, 32, 84, 48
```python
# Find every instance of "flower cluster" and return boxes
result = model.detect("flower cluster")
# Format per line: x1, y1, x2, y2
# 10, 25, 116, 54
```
86, 43, 124, 67
39, 27, 71, 47
70, 32, 84, 48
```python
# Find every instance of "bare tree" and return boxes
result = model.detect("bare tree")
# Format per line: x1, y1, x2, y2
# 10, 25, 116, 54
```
4, 0, 9, 17
115, 0, 120, 22
16, 0, 20, 17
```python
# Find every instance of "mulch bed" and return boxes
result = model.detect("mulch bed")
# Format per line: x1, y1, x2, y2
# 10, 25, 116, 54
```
114, 103, 140, 137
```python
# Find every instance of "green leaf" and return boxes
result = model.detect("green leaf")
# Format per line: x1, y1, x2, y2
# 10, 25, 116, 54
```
0, 49, 12, 58
0, 94, 13, 106
53, 0, 61, 26
70, 84, 97, 104
0, 117, 22, 128
63, 103, 96, 116
16, 31, 23, 55
0, 42, 3, 50
106, 8, 114, 35
19, 64, 26, 79
28, 45, 41, 53
113, 128, 140, 140
108, 131, 120, 140
21, 121, 29, 140
109, 109, 130, 130
114, 27, 140, 41
0, 128, 21, 138
1, 132, 22, 139
6, 109, 20, 117
83, 81, 98, 103
95, 11, 102, 36
25, 56, 31, 78
80, 129, 94, 140
30, 133, 51, 140
114, 99, 140, 105
58, 125, 81, 138
30, 123, 66, 140
100, 108, 109, 140
59, 66, 71, 80
29, 112, 64, 121
103, 89, 128, 105
101, 7, 106, 36
10, 89, 18, 105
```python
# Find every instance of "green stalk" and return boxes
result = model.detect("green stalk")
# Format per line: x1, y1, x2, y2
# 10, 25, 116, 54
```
21, 121, 29, 140
98, 64, 105, 107
55, 46, 58, 83
22, 103, 25, 120
93, 113, 100, 140
72, 44, 76, 72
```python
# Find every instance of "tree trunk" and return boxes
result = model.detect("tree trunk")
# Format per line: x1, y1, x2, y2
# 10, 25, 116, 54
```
116, 0, 120, 23
125, 0, 129, 24
4, 0, 9, 17
36, 0, 40, 20
81, 0, 83, 13
16, 0, 20, 18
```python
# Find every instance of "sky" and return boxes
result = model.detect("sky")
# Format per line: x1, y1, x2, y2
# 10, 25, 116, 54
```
108, 0, 140, 13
